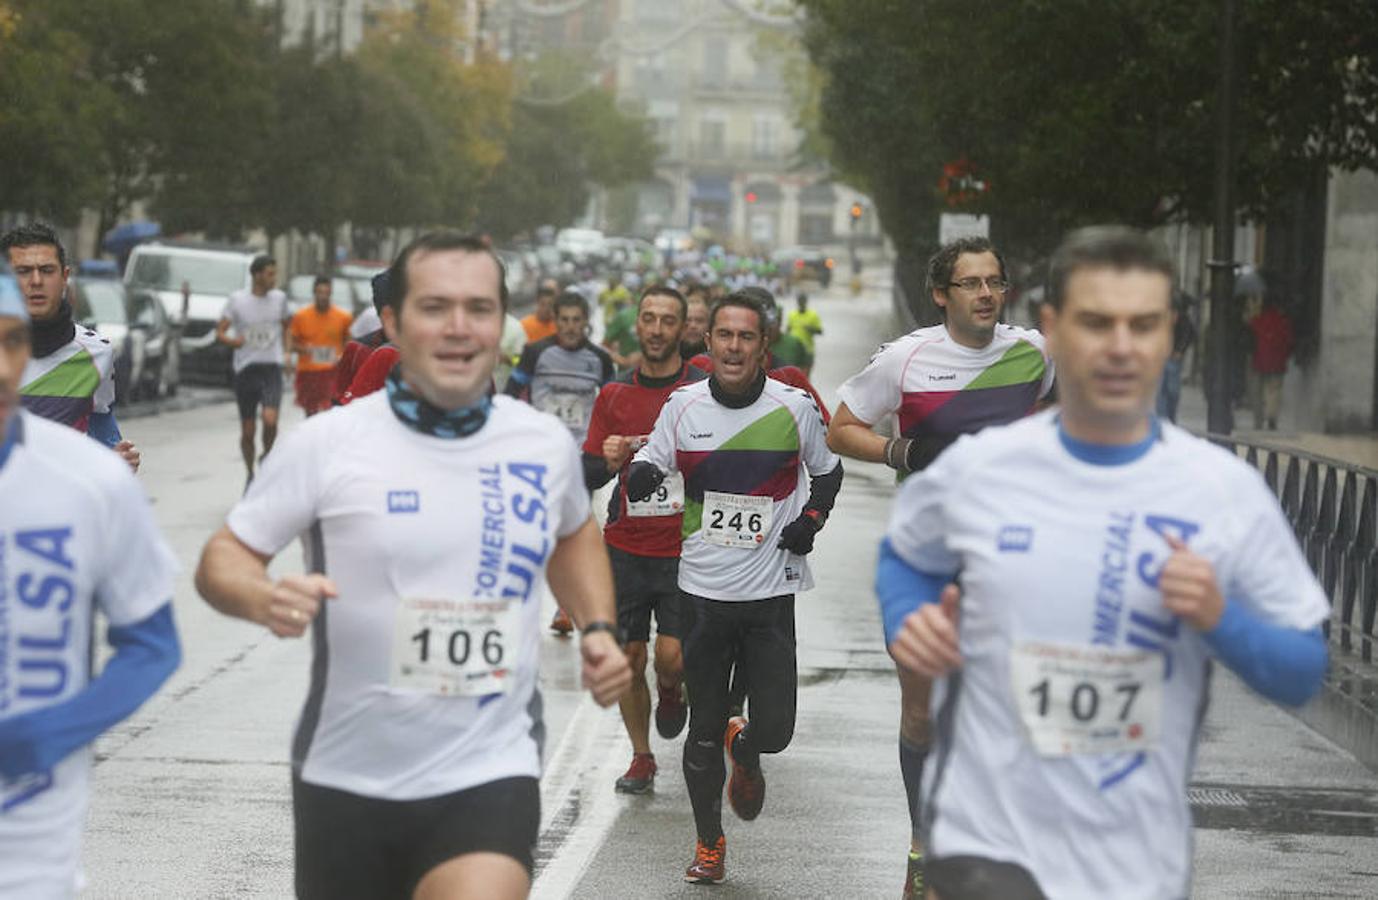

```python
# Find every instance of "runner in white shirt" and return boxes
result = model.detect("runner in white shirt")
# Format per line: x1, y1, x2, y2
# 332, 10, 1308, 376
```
878, 226, 1329, 900
195, 232, 631, 900
627, 291, 843, 887
215, 254, 289, 485
827, 237, 1053, 899
0, 274, 181, 899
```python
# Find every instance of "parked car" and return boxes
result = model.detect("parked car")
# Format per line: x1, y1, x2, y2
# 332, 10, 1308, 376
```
338, 261, 387, 309
555, 228, 607, 266
772, 245, 835, 288
71, 277, 180, 402
124, 242, 260, 384
495, 249, 538, 311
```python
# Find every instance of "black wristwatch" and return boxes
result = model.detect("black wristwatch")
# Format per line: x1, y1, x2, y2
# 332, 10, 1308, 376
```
580, 620, 624, 645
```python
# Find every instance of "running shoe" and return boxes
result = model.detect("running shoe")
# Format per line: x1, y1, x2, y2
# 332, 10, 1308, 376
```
902, 850, 925, 899
614, 753, 657, 794
684, 835, 726, 885
549, 608, 574, 635
724, 716, 765, 821
655, 683, 688, 739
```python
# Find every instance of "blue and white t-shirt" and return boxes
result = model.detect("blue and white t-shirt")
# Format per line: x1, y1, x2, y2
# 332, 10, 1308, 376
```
227, 392, 590, 801
885, 410, 1328, 900
0, 412, 177, 898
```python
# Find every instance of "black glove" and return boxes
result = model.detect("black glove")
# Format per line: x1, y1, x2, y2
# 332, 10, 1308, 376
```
777, 512, 822, 555
624, 461, 665, 503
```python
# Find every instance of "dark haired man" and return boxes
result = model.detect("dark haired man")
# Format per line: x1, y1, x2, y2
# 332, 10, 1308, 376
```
196, 230, 630, 900
216, 254, 289, 483
626, 291, 843, 886
583, 285, 706, 794
827, 235, 1053, 898
879, 226, 1327, 899
289, 276, 352, 416
1, 222, 140, 471
507, 290, 614, 634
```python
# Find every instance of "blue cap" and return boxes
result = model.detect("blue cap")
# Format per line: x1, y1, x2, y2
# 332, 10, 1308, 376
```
0, 273, 26, 322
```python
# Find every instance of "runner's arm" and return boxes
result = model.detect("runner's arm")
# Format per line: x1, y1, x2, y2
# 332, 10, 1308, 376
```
195, 526, 336, 638
546, 516, 630, 707
214, 316, 243, 348
826, 402, 886, 462
1202, 602, 1327, 707
583, 452, 616, 491
0, 604, 180, 779
504, 343, 538, 399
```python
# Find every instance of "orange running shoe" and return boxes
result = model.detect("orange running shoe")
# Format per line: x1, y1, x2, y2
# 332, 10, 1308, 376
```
684, 835, 726, 884
549, 608, 573, 636
724, 716, 765, 821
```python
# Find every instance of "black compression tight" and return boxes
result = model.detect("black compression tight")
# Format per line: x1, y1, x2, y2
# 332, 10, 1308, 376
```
680, 592, 797, 843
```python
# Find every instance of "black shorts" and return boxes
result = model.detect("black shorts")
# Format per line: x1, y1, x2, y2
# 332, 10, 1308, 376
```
926, 855, 1047, 900
609, 544, 682, 642
234, 363, 283, 420
292, 775, 540, 900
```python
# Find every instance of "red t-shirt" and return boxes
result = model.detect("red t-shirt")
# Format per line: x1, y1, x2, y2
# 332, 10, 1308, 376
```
583, 363, 708, 557
688, 353, 831, 424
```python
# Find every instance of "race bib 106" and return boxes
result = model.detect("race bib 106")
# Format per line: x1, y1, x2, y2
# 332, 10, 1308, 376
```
701, 491, 773, 549
390, 597, 520, 697
628, 471, 685, 517
1009, 641, 1163, 757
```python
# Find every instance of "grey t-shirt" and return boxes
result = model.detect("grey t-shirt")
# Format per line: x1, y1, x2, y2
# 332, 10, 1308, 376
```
221, 289, 289, 373
506, 337, 615, 444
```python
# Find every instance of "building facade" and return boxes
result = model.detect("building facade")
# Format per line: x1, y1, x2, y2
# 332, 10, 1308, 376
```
614, 0, 874, 249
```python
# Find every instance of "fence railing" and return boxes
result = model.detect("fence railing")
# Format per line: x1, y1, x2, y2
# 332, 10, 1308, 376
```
1206, 433, 1378, 674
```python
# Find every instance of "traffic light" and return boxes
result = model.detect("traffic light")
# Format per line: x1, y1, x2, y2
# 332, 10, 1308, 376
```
746, 191, 759, 204
850, 202, 863, 220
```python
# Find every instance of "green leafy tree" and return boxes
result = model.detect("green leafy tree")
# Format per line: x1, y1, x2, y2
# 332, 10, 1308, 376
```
796, 0, 1378, 260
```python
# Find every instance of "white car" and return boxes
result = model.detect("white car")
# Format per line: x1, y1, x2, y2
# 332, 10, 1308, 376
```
555, 228, 607, 266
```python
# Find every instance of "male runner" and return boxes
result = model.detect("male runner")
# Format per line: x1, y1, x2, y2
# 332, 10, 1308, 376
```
879, 226, 1328, 900
507, 290, 615, 634
583, 285, 705, 794
195, 231, 631, 900
681, 288, 710, 359
626, 291, 843, 886
520, 279, 559, 344
0, 272, 181, 897
827, 235, 1052, 899
1, 222, 141, 471
289, 276, 352, 416
216, 254, 289, 483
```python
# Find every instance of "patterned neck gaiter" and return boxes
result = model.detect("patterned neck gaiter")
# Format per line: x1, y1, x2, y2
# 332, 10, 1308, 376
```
384, 365, 491, 439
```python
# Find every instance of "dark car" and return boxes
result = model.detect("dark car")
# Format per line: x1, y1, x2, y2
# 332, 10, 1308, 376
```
772, 246, 835, 288
71, 277, 180, 403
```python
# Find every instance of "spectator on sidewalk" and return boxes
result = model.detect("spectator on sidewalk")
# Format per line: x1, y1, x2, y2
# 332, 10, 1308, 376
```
1248, 297, 1295, 430
1156, 289, 1197, 423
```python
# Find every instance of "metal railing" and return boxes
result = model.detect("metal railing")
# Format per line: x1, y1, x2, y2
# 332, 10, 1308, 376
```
1206, 433, 1378, 672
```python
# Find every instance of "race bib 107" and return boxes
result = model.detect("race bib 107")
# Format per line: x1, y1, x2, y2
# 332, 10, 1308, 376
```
1009, 641, 1163, 757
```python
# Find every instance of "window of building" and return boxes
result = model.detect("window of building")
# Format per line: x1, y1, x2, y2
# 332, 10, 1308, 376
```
752, 116, 777, 159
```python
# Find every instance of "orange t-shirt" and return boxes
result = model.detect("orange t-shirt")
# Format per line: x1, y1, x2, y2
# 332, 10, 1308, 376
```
291, 305, 354, 372
521, 313, 557, 344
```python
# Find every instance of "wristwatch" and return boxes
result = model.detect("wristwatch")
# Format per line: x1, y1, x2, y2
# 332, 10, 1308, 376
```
580, 620, 624, 645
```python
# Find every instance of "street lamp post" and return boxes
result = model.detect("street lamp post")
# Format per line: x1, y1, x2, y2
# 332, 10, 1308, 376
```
1206, 0, 1237, 435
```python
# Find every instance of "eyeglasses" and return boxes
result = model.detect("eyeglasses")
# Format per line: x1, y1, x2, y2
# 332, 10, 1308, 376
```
948, 277, 1010, 294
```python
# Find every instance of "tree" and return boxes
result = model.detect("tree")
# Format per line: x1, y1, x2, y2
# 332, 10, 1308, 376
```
474, 88, 657, 241
796, 0, 1378, 259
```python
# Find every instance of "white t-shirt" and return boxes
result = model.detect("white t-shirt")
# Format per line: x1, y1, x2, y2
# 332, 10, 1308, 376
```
837, 323, 1053, 438
885, 411, 1328, 900
633, 377, 839, 601
226, 392, 590, 801
221, 288, 289, 373
0, 412, 177, 898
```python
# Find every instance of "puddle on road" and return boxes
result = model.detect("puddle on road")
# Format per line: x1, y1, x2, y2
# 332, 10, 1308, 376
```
1191, 783, 1378, 837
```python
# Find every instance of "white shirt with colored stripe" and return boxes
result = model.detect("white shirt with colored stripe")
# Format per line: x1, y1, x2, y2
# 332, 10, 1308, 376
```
837, 323, 1053, 438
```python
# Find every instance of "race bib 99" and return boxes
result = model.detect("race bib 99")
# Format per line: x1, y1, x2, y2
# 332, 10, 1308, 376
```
1009, 641, 1163, 757
628, 471, 685, 517
701, 491, 773, 549
391, 597, 521, 697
